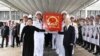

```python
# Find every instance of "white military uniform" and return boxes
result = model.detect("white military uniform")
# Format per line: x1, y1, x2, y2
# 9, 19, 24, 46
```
57, 22, 65, 56
89, 25, 93, 43
92, 24, 97, 44
85, 25, 89, 42
52, 33, 58, 49
95, 24, 100, 46
87, 25, 90, 42
19, 23, 26, 35
55, 32, 60, 54
84, 25, 87, 42
19, 22, 26, 51
33, 19, 44, 56
90, 25, 95, 44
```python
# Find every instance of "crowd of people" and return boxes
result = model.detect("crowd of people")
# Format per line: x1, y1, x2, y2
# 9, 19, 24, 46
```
0, 10, 100, 56
0, 20, 20, 48
77, 15, 100, 56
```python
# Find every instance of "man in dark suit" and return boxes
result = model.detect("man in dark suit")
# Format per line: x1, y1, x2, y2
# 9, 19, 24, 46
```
11, 23, 20, 47
1, 22, 9, 48
59, 16, 75, 56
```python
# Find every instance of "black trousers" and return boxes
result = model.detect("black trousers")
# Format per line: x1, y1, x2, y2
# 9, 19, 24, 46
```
1, 36, 9, 47
45, 33, 52, 47
95, 45, 100, 53
77, 37, 83, 45
12, 35, 20, 47
83, 40, 86, 47
64, 44, 73, 56
86, 42, 90, 49
84, 41, 88, 47
90, 43, 95, 51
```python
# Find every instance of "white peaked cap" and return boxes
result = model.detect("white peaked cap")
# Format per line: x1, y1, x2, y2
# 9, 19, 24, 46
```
23, 14, 28, 17
70, 15, 75, 18
70, 15, 76, 19
61, 11, 68, 15
35, 11, 42, 15
28, 14, 33, 18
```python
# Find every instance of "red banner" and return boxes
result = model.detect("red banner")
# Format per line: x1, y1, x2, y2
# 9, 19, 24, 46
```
43, 13, 62, 31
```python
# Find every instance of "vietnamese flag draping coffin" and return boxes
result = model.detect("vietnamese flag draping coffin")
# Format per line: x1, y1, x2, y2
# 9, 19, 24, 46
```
43, 13, 63, 31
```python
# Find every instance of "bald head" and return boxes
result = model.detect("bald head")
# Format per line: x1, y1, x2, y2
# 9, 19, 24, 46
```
64, 16, 71, 26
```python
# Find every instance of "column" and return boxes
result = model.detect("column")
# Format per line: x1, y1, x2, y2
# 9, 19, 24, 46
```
9, 8, 12, 20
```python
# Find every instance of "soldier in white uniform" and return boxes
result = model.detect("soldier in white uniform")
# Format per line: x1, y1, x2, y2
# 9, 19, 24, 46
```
33, 11, 45, 56
55, 11, 67, 56
82, 19, 87, 48
77, 19, 84, 46
19, 15, 28, 36
76, 18, 83, 46
93, 15, 100, 55
85, 18, 92, 50
88, 16, 95, 52
52, 11, 67, 55
83, 18, 90, 49
52, 30, 58, 50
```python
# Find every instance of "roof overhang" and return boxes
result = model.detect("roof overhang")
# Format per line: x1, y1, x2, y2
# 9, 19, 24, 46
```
0, 0, 98, 14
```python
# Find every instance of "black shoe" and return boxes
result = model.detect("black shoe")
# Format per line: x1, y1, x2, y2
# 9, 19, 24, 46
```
11, 45, 14, 48
95, 53, 100, 56
82, 45, 86, 48
16, 44, 20, 47
87, 48, 90, 51
6, 45, 8, 47
88, 50, 94, 53
84, 45, 87, 48
0, 46, 3, 48
93, 52, 98, 55
82, 45, 85, 48
1, 45, 3, 48
85, 47, 88, 49
79, 43, 81, 46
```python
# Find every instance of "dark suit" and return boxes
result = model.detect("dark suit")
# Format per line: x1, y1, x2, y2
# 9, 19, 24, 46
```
16, 23, 20, 35
1, 26, 9, 48
59, 25, 75, 56
11, 24, 20, 47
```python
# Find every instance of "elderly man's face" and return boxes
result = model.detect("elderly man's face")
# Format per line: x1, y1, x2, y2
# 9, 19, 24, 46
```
64, 18, 71, 25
